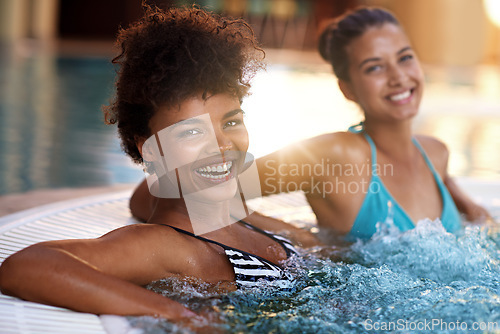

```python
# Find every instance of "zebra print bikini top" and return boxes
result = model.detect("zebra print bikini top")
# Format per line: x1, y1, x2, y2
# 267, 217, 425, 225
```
165, 220, 298, 289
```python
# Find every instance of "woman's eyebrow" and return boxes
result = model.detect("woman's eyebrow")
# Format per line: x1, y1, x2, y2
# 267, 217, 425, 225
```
222, 109, 244, 119
167, 109, 243, 130
358, 57, 380, 69
167, 117, 205, 130
397, 46, 412, 54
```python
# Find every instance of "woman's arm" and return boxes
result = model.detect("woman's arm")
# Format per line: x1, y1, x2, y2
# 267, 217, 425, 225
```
418, 135, 491, 223
0, 225, 196, 320
436, 139, 491, 222
256, 133, 348, 197
444, 176, 491, 222
256, 138, 320, 197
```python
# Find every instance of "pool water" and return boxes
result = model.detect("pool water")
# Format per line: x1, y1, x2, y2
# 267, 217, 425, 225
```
0, 54, 143, 195
122, 219, 500, 333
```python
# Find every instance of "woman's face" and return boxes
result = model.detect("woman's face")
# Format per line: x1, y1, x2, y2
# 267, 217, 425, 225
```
340, 23, 424, 124
141, 93, 248, 203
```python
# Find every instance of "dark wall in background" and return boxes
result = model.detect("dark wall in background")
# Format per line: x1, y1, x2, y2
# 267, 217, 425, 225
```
57, 0, 358, 49
58, 0, 145, 39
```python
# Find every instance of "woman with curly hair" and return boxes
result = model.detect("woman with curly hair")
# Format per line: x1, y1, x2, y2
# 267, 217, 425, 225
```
0, 5, 317, 323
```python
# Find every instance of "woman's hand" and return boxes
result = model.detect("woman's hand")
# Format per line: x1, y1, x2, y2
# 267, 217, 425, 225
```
444, 176, 492, 224
461, 202, 492, 224
176, 305, 226, 334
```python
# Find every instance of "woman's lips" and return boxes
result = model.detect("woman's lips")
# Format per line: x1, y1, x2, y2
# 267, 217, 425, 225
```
190, 151, 244, 186
386, 88, 414, 104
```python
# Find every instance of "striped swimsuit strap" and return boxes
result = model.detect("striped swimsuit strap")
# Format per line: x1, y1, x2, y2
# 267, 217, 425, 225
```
236, 220, 298, 257
163, 220, 297, 288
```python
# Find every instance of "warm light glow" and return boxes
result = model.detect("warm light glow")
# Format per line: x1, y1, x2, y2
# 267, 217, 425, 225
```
243, 67, 360, 158
484, 0, 500, 27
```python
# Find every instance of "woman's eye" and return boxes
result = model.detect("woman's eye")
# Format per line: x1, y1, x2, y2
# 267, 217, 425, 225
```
178, 128, 202, 138
365, 65, 382, 74
223, 119, 243, 129
400, 54, 413, 62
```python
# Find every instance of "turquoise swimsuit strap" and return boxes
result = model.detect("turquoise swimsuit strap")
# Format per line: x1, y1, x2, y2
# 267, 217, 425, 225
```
347, 121, 365, 134
363, 133, 378, 174
348, 122, 439, 181
411, 138, 441, 180
347, 122, 378, 173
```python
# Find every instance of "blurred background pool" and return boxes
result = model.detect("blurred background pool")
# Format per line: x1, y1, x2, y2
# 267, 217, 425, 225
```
0, 0, 499, 197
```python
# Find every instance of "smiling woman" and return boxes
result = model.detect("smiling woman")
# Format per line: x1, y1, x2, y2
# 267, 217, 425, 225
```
0, 4, 319, 329
254, 7, 491, 238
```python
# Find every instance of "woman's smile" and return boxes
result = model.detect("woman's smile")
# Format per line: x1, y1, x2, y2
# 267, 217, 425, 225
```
190, 149, 244, 187
195, 160, 233, 181
385, 88, 415, 105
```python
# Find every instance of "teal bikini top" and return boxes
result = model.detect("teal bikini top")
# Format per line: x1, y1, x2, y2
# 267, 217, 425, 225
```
348, 123, 462, 239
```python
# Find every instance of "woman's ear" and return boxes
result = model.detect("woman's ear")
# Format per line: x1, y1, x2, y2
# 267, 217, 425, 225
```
338, 79, 357, 102
135, 136, 145, 158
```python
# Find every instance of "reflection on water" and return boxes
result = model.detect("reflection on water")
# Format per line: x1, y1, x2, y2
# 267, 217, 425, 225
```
0, 53, 142, 195
0, 52, 499, 195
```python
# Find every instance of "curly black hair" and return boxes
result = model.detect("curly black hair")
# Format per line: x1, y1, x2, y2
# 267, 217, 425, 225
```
103, 5, 264, 164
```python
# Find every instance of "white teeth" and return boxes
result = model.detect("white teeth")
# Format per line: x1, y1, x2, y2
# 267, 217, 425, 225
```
389, 90, 411, 101
196, 161, 233, 180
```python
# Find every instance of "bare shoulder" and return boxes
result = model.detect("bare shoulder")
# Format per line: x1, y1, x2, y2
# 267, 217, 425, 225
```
414, 134, 450, 173
67, 224, 191, 265
306, 131, 362, 147
98, 224, 205, 260
257, 131, 366, 166
98, 223, 183, 245
302, 131, 368, 162
100, 223, 231, 280
414, 134, 448, 151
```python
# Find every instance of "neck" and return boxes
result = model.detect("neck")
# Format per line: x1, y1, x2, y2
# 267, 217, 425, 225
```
148, 197, 233, 234
363, 118, 415, 159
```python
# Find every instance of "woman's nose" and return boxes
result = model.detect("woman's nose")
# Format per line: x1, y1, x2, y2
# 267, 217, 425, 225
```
387, 64, 406, 86
206, 128, 232, 155
216, 132, 233, 153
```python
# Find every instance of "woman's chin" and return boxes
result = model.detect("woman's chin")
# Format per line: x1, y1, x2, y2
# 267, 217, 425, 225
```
184, 178, 239, 204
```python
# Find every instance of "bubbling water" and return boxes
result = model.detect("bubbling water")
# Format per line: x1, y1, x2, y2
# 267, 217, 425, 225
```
121, 219, 500, 334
